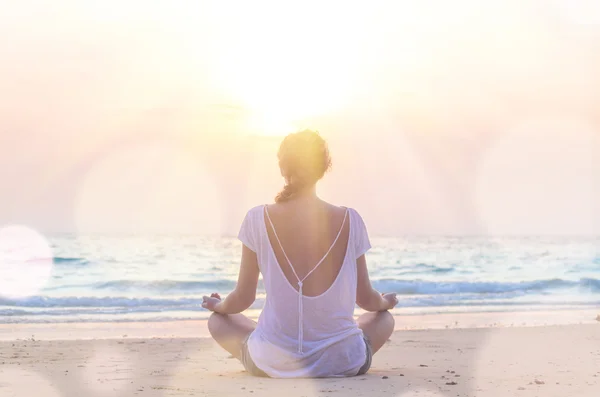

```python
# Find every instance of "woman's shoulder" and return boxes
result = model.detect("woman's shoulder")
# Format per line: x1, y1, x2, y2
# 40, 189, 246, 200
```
337, 205, 368, 226
244, 204, 266, 219
322, 201, 360, 217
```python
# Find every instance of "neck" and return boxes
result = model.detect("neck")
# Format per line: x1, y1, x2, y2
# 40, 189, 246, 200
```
292, 183, 318, 201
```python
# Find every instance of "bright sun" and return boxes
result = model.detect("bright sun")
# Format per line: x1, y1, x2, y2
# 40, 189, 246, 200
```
206, 3, 369, 137
200, 1, 481, 137
246, 111, 300, 137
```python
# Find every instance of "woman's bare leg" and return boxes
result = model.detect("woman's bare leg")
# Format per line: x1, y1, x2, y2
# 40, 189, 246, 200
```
357, 311, 395, 354
207, 312, 256, 359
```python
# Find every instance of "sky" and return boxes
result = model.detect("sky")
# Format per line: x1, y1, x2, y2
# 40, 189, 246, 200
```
1, 0, 599, 236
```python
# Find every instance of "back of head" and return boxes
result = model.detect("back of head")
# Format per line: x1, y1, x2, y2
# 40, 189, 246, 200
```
275, 130, 332, 203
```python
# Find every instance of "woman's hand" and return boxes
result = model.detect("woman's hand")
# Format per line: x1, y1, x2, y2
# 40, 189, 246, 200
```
381, 292, 398, 311
202, 293, 222, 312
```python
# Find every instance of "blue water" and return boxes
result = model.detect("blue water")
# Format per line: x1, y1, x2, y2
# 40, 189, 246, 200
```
1, 235, 599, 323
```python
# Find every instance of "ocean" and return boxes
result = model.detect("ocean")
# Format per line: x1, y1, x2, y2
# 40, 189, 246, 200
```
1, 235, 599, 324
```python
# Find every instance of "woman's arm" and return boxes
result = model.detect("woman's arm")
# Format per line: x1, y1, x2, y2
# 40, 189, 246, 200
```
356, 254, 397, 312
207, 245, 260, 314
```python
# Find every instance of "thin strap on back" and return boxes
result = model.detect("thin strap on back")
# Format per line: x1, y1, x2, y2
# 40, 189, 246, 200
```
264, 205, 349, 283
263, 204, 349, 354
299, 208, 349, 282
264, 206, 302, 283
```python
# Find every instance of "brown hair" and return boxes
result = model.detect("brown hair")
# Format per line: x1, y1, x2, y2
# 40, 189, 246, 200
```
275, 130, 332, 203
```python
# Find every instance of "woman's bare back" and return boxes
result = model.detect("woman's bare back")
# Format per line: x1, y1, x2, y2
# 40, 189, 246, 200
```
264, 200, 350, 297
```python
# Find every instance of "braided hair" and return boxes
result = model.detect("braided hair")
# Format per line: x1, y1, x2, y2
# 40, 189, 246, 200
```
275, 130, 332, 203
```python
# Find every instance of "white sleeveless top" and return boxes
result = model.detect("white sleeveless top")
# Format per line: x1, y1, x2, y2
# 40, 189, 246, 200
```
237, 205, 372, 378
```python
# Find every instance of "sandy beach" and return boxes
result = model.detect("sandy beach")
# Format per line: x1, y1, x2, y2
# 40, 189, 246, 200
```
1, 313, 598, 397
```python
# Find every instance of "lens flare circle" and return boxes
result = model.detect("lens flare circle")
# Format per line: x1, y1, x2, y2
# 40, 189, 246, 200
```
74, 139, 223, 236
0, 367, 62, 397
474, 118, 598, 236
0, 225, 54, 299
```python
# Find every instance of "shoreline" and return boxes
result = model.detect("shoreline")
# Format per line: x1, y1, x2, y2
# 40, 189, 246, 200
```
1, 307, 597, 341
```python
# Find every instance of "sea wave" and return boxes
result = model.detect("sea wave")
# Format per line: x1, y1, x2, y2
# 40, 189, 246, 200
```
0, 296, 202, 308
93, 279, 239, 291
372, 278, 600, 294
387, 263, 456, 275
40, 277, 600, 296
3, 278, 599, 310
0, 307, 185, 316
44, 279, 240, 293
53, 257, 90, 266
1, 298, 598, 324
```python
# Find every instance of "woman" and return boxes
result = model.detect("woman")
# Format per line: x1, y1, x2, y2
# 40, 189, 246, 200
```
203, 130, 398, 378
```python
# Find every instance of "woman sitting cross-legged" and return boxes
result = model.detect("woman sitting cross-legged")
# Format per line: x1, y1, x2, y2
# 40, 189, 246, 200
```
203, 130, 398, 378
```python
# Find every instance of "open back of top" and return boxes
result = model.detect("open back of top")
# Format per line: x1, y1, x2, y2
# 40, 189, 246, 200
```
264, 205, 349, 353
237, 205, 372, 377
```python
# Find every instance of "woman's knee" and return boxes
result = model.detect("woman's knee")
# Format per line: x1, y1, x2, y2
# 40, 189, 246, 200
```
382, 310, 395, 334
207, 312, 226, 337
382, 310, 394, 324
371, 310, 394, 335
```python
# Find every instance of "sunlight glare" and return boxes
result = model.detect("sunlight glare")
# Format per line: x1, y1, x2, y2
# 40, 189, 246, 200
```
204, 2, 372, 137
246, 110, 301, 137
